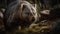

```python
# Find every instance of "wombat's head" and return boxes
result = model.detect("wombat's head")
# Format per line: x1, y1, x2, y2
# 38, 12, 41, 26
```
18, 1, 38, 23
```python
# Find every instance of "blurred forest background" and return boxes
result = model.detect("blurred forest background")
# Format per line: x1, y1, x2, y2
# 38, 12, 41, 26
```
0, 0, 60, 34
0, 0, 60, 11
1, 0, 59, 9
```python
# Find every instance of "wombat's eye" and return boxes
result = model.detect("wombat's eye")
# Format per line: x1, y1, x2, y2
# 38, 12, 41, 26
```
25, 12, 30, 15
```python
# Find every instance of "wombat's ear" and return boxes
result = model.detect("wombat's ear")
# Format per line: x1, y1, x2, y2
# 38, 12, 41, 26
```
22, 5, 26, 10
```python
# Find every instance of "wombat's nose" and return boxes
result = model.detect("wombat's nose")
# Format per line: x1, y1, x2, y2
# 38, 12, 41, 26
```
31, 17, 35, 22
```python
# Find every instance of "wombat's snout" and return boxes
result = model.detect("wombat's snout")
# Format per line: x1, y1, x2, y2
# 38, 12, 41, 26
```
31, 17, 35, 22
